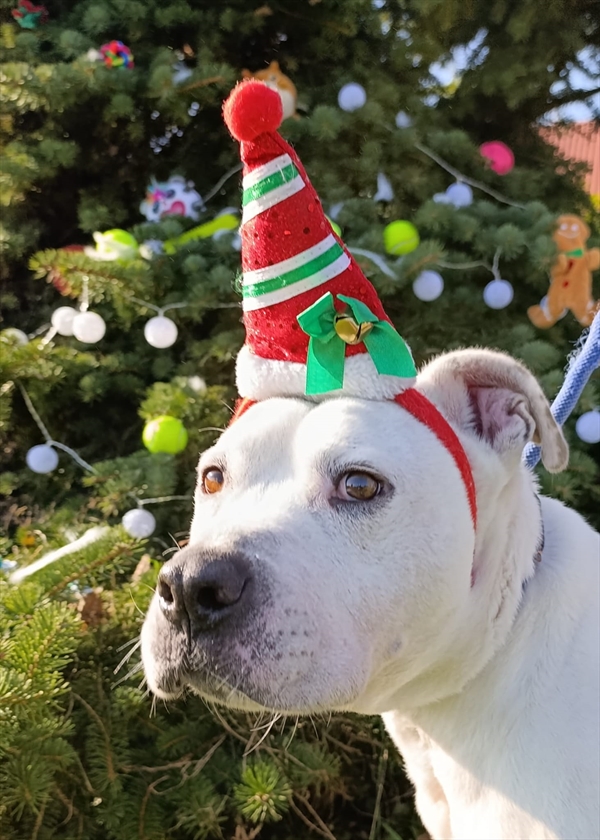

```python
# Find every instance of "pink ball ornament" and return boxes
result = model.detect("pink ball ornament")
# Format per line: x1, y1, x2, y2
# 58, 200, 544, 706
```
479, 141, 514, 175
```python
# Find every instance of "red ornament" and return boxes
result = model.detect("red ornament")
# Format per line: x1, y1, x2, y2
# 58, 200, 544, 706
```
49, 245, 84, 295
11, 1, 48, 28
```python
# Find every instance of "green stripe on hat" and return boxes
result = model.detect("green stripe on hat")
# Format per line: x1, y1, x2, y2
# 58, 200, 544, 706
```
243, 240, 346, 299
242, 163, 300, 206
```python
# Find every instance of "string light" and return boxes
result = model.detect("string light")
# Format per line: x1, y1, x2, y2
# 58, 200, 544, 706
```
18, 383, 96, 474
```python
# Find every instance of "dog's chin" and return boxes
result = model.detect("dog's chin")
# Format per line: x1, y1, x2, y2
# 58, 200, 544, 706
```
148, 663, 363, 715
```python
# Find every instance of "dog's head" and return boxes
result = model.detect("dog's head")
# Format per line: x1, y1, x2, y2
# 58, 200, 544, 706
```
141, 349, 567, 714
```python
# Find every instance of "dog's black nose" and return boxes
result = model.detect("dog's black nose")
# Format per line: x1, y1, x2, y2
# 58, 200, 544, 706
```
157, 551, 254, 631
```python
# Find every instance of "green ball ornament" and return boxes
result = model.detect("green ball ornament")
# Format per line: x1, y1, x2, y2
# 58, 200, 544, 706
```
326, 216, 342, 238
142, 415, 188, 454
383, 220, 420, 256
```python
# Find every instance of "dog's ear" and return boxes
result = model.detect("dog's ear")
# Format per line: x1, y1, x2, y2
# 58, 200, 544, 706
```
416, 349, 568, 473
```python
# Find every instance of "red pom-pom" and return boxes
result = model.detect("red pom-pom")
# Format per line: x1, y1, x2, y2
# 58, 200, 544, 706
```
223, 80, 283, 142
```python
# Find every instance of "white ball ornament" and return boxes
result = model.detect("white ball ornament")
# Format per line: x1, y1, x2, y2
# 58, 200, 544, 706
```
72, 311, 106, 343
51, 306, 78, 336
338, 82, 367, 112
122, 508, 156, 539
395, 110, 413, 128
446, 182, 473, 207
1, 328, 29, 345
413, 270, 444, 301
26, 444, 59, 474
483, 279, 514, 309
144, 315, 178, 349
575, 410, 600, 444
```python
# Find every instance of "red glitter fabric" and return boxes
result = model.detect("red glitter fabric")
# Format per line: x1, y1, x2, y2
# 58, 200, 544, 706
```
223, 81, 393, 365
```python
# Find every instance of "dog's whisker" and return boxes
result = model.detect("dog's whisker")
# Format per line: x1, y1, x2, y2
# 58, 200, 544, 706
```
114, 639, 142, 674
244, 713, 281, 756
112, 661, 143, 689
285, 715, 300, 748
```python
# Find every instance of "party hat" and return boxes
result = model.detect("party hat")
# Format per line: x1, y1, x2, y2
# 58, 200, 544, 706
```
223, 80, 417, 402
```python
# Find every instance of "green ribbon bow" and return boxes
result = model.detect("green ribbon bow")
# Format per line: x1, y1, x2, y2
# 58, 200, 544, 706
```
565, 248, 584, 258
296, 292, 417, 395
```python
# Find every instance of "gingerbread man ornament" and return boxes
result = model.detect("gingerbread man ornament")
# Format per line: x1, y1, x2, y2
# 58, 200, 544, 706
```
528, 214, 599, 328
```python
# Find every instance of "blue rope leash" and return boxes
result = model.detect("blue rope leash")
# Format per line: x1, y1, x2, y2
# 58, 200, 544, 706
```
523, 311, 600, 469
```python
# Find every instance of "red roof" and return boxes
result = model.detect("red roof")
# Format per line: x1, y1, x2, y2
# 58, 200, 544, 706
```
539, 122, 599, 195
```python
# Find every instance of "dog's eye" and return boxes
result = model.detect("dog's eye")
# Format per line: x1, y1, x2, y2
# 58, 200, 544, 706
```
202, 468, 224, 494
340, 472, 381, 501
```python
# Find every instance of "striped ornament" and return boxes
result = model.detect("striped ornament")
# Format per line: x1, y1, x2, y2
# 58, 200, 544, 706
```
241, 153, 305, 224
242, 234, 351, 311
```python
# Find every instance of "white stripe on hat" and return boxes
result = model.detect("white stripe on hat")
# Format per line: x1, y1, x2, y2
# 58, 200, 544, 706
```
243, 154, 294, 189
242, 175, 305, 224
242, 252, 350, 311
243, 235, 338, 285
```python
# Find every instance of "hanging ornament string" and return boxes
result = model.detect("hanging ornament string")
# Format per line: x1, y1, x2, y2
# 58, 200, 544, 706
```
17, 382, 96, 473
121, 492, 193, 538
523, 311, 600, 469
412, 141, 526, 210
380, 116, 524, 209
348, 248, 398, 278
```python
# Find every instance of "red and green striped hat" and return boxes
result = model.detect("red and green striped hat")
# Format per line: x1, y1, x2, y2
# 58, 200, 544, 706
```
223, 80, 417, 402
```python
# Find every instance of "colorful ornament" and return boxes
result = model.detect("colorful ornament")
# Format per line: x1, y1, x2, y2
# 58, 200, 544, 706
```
445, 182, 473, 207
575, 410, 600, 444
1, 327, 29, 345
142, 416, 188, 454
483, 279, 514, 309
242, 61, 299, 121
99, 40, 134, 70
11, 1, 48, 29
122, 508, 156, 538
72, 311, 106, 344
140, 176, 203, 222
373, 172, 394, 202
51, 306, 77, 336
383, 220, 420, 256
528, 214, 600, 329
162, 212, 238, 254
26, 444, 58, 474
395, 111, 413, 129
413, 270, 444, 301
84, 230, 138, 261
338, 82, 366, 112
144, 315, 178, 349
479, 141, 514, 175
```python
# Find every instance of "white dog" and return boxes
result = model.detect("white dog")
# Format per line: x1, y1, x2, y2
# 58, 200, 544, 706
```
142, 348, 600, 840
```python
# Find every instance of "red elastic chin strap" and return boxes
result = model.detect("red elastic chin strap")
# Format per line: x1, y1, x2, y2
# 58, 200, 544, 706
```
230, 390, 477, 530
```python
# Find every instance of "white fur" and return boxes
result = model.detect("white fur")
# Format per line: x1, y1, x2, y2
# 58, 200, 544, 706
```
236, 342, 416, 400
142, 348, 599, 840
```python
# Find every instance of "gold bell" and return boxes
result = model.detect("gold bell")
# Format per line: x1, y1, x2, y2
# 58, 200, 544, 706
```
334, 314, 373, 345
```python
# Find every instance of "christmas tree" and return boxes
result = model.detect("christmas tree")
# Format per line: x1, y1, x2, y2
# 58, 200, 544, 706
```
1, 1, 598, 838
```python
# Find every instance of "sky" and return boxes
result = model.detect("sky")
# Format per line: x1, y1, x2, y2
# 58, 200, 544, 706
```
427, 32, 599, 123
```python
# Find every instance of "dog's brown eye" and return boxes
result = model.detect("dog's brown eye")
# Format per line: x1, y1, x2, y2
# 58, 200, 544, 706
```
341, 472, 381, 501
203, 468, 224, 494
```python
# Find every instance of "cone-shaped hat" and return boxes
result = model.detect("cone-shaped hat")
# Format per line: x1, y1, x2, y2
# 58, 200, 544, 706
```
223, 80, 417, 401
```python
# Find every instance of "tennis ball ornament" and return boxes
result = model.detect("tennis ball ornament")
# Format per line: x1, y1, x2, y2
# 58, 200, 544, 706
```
142, 415, 188, 454
383, 220, 420, 256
